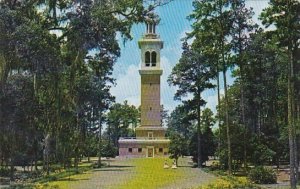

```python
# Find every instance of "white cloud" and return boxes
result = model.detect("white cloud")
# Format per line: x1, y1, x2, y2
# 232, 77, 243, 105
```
203, 89, 224, 114
111, 55, 180, 112
246, 0, 269, 27
161, 56, 179, 112
110, 64, 140, 107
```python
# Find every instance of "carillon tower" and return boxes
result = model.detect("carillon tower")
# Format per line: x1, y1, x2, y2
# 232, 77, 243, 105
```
136, 15, 164, 137
118, 14, 169, 158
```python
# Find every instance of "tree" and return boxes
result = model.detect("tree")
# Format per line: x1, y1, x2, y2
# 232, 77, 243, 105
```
169, 132, 187, 166
167, 105, 195, 164
0, 0, 172, 176
230, 0, 257, 170
261, 1, 300, 187
0, 74, 39, 180
215, 29, 291, 172
106, 101, 140, 151
189, 108, 216, 166
188, 0, 233, 173
201, 108, 217, 158
168, 41, 215, 168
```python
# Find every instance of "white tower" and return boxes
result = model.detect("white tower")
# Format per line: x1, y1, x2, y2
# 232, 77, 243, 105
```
118, 14, 169, 158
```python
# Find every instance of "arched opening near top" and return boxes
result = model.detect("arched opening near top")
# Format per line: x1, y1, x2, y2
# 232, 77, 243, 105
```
151, 51, 157, 67
145, 51, 150, 67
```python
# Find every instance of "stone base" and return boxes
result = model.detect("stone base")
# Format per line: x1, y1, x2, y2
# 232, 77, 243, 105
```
118, 138, 170, 158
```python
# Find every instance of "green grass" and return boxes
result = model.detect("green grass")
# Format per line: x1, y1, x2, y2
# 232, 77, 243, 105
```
40, 171, 91, 189
33, 162, 93, 189
114, 158, 183, 189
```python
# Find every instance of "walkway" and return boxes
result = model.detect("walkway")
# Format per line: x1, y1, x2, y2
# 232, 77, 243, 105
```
71, 157, 216, 189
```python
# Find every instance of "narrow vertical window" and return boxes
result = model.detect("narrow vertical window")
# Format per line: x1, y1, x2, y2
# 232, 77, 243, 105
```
151, 51, 157, 67
146, 24, 149, 34
145, 51, 150, 67
148, 24, 153, 33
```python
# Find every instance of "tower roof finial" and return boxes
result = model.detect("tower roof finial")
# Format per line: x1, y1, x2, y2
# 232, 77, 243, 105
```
145, 12, 160, 25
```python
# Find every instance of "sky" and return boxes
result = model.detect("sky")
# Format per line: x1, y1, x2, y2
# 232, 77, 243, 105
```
110, 0, 270, 114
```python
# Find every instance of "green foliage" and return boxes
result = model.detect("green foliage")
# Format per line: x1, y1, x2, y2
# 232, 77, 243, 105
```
168, 105, 216, 166
168, 132, 187, 162
261, 1, 300, 188
248, 166, 277, 184
105, 101, 140, 153
167, 104, 195, 160
0, 167, 10, 177
248, 138, 276, 166
216, 28, 291, 170
189, 123, 216, 165
198, 175, 258, 189
101, 142, 118, 158
168, 40, 215, 167
0, 0, 167, 179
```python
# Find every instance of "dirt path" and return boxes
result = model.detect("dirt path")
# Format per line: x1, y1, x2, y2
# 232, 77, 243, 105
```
71, 157, 216, 189
160, 158, 216, 189
71, 158, 136, 189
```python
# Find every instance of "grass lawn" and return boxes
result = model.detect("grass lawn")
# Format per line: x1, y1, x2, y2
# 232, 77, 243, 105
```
36, 171, 91, 189
33, 162, 93, 189
114, 158, 183, 189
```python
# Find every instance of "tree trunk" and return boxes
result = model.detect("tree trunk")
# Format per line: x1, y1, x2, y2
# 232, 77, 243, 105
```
197, 90, 202, 168
98, 111, 102, 168
74, 147, 79, 171
10, 159, 14, 181
217, 66, 221, 162
296, 103, 300, 180
240, 63, 247, 172
218, 1, 231, 172
63, 146, 66, 169
74, 112, 80, 171
223, 65, 231, 174
288, 46, 297, 189
43, 133, 51, 175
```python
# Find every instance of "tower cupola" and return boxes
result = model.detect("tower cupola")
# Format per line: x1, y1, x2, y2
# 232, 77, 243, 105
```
138, 12, 163, 70
145, 12, 160, 38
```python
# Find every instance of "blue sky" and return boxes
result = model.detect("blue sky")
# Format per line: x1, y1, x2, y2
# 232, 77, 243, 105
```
111, 0, 270, 114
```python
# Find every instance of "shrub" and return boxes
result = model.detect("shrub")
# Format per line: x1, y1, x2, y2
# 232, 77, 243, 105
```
248, 166, 277, 184
199, 176, 257, 189
0, 167, 10, 177
210, 161, 220, 171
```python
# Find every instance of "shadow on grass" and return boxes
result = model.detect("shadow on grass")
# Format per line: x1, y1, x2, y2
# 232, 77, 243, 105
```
93, 168, 130, 172
55, 178, 89, 182
177, 165, 192, 168
104, 165, 134, 168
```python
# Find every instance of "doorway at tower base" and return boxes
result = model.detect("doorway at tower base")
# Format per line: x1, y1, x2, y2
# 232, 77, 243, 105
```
118, 138, 170, 158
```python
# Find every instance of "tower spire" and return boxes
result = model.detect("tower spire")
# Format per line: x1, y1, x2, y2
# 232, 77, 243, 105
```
145, 12, 160, 38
